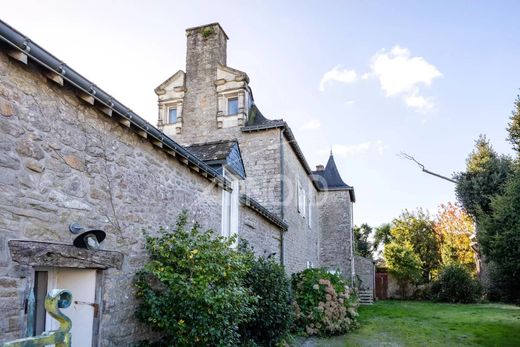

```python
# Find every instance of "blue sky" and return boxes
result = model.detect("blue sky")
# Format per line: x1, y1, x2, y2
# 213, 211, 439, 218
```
3, 1, 519, 226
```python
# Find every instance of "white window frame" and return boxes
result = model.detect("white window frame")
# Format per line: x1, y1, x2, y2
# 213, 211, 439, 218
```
167, 106, 177, 124
297, 180, 306, 218
308, 195, 312, 228
221, 169, 239, 246
226, 95, 239, 116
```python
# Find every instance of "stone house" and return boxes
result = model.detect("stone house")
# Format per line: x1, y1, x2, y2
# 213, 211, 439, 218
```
156, 23, 357, 276
0, 19, 359, 346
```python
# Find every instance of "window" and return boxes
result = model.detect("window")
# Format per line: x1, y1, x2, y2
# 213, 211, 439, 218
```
168, 107, 177, 124
221, 170, 239, 244
308, 197, 312, 228
297, 181, 306, 218
227, 97, 238, 115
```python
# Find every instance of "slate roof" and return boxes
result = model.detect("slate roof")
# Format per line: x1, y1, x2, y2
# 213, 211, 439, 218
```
240, 194, 288, 231
0, 19, 230, 190
186, 140, 246, 179
243, 104, 285, 129
311, 153, 356, 202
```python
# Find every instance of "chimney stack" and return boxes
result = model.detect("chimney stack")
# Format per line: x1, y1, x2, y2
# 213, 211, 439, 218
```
185, 23, 228, 78
316, 164, 325, 172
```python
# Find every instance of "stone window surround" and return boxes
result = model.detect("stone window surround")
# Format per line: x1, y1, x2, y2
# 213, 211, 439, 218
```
159, 100, 183, 134
216, 89, 247, 128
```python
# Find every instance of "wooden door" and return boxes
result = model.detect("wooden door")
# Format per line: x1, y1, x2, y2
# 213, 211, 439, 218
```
375, 272, 388, 299
46, 268, 97, 347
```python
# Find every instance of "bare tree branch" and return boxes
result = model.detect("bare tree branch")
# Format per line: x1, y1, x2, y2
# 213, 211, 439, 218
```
399, 152, 458, 184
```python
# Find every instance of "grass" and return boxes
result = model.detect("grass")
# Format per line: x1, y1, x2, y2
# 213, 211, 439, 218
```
311, 300, 520, 347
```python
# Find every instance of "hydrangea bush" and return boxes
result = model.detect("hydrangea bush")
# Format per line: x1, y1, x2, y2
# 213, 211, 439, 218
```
291, 268, 359, 336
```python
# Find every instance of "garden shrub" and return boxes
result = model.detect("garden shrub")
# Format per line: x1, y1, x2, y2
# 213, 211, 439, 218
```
240, 255, 293, 346
134, 212, 257, 346
431, 263, 482, 303
291, 268, 359, 337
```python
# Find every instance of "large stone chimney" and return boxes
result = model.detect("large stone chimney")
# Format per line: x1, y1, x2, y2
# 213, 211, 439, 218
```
177, 23, 228, 143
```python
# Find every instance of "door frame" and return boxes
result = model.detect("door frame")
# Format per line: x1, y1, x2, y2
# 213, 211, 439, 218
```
31, 267, 104, 347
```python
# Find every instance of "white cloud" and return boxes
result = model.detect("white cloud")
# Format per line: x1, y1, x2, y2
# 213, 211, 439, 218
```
326, 140, 386, 157
404, 92, 434, 111
344, 100, 356, 106
319, 65, 357, 91
301, 120, 321, 130
368, 45, 442, 110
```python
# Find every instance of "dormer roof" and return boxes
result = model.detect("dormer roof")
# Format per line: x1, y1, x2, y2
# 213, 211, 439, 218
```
186, 139, 246, 179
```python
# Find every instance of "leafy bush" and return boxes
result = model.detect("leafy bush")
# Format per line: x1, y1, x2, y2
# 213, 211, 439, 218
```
383, 241, 422, 298
291, 268, 358, 337
431, 264, 482, 303
134, 212, 257, 346
240, 255, 293, 346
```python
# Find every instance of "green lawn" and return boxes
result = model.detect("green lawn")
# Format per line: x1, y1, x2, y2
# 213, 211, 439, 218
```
311, 300, 520, 347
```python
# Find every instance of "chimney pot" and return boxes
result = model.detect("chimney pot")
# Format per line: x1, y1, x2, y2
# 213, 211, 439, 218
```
316, 164, 325, 171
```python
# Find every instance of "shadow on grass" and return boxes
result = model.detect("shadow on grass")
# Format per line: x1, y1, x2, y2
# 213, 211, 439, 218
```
304, 300, 520, 347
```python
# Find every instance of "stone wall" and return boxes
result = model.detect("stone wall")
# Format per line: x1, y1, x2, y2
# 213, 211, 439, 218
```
318, 190, 354, 280
0, 50, 222, 345
280, 137, 320, 274
354, 255, 374, 292
239, 205, 281, 263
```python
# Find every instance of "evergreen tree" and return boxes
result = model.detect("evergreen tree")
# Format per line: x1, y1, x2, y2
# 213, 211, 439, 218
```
506, 94, 520, 153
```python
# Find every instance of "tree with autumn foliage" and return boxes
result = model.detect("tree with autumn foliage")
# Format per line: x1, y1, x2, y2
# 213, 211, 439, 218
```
434, 203, 476, 274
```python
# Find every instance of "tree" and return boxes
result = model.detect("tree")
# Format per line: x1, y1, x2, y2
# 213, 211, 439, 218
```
454, 135, 512, 220
434, 203, 476, 274
390, 209, 441, 282
373, 223, 392, 251
507, 94, 520, 153
383, 241, 422, 298
479, 165, 520, 302
353, 223, 373, 259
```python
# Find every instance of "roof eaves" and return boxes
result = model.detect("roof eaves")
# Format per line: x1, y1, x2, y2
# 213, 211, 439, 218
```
240, 194, 288, 231
0, 19, 231, 191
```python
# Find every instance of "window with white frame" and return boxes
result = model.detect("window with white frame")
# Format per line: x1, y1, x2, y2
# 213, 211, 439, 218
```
221, 169, 239, 244
167, 106, 177, 124
227, 96, 239, 115
297, 180, 306, 218
308, 196, 312, 228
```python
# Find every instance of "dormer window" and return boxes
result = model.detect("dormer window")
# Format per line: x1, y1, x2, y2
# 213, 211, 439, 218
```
168, 107, 177, 124
227, 97, 238, 115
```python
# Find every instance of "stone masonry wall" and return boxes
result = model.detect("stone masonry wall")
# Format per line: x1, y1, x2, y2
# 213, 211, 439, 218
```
239, 205, 281, 263
354, 255, 374, 293
281, 137, 320, 274
0, 50, 222, 345
318, 190, 354, 280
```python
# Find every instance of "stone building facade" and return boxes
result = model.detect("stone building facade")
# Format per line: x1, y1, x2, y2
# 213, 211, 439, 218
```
0, 19, 361, 345
156, 23, 357, 276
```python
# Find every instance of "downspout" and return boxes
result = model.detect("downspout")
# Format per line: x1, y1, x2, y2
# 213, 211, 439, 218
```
279, 128, 285, 266
350, 201, 356, 285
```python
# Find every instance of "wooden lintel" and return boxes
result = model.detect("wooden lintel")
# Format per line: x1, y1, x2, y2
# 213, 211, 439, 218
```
137, 130, 147, 138
100, 106, 113, 117
8, 49, 27, 64
45, 70, 64, 86
77, 90, 95, 105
